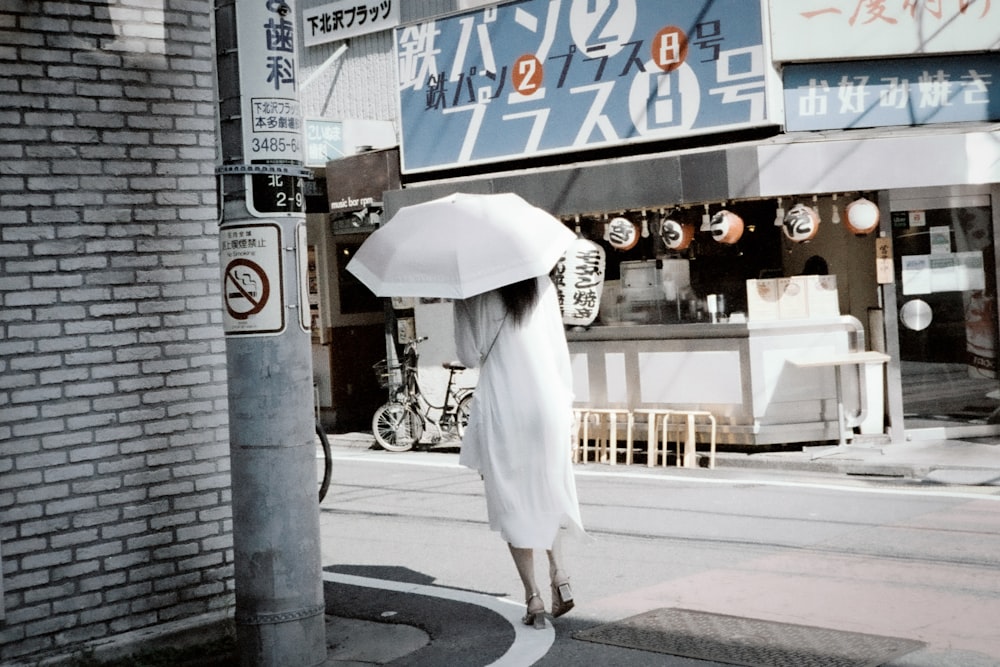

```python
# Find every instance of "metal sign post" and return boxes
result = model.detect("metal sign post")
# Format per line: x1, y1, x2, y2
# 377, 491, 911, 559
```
214, 0, 325, 664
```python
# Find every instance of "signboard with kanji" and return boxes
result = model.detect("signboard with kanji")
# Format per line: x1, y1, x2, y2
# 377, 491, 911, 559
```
783, 53, 1000, 132
395, 0, 772, 173
303, 0, 400, 47
770, 0, 1000, 62
236, 0, 304, 164
221, 223, 285, 336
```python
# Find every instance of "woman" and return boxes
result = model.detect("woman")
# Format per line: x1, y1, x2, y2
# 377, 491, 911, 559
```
453, 274, 585, 628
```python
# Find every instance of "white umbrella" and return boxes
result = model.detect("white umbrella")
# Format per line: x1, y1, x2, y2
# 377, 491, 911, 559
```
346, 192, 575, 299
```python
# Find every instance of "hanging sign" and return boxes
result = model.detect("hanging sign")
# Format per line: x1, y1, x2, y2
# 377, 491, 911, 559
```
876, 235, 894, 284
221, 223, 285, 336
554, 238, 606, 327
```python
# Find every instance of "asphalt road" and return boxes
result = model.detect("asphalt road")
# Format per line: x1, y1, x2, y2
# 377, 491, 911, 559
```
318, 445, 1000, 666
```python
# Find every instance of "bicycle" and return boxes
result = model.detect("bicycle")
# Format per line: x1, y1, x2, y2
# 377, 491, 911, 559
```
371, 336, 474, 452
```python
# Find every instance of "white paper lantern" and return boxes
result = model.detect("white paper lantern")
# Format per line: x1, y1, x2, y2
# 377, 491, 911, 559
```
846, 197, 880, 235
782, 203, 820, 243
554, 238, 606, 327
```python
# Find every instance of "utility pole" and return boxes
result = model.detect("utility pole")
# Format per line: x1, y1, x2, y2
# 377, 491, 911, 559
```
214, 1, 326, 665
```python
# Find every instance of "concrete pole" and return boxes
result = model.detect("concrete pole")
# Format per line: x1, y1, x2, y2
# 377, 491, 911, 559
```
214, 1, 326, 665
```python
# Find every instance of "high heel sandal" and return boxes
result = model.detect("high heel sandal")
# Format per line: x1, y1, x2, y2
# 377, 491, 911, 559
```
551, 580, 574, 618
522, 593, 546, 629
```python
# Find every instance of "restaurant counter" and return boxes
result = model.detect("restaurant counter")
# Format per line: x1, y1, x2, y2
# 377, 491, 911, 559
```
565, 316, 882, 446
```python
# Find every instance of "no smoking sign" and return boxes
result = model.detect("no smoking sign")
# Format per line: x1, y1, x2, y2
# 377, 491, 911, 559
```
221, 223, 284, 335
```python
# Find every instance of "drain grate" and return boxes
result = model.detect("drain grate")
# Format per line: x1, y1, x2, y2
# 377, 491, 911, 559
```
574, 608, 924, 667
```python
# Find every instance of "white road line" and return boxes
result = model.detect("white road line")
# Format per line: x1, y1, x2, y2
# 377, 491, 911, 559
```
328, 451, 1000, 501
323, 572, 554, 667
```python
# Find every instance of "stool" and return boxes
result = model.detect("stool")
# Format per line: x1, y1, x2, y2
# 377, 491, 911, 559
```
572, 409, 601, 463
633, 409, 673, 467
577, 408, 633, 465
661, 410, 716, 469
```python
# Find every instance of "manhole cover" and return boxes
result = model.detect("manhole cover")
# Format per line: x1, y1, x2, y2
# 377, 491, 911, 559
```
574, 608, 924, 667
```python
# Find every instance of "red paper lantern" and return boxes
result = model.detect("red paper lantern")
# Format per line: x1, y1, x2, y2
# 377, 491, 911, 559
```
709, 210, 744, 244
608, 217, 639, 250
660, 217, 694, 251
782, 203, 820, 243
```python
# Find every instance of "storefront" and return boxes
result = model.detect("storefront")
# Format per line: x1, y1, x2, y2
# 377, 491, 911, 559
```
381, 126, 1000, 445
303, 0, 1000, 444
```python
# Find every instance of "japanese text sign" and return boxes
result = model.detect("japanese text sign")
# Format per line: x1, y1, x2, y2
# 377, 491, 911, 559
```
303, 0, 399, 47
396, 0, 770, 173
784, 54, 1000, 132
304, 118, 344, 166
237, 0, 304, 163
770, 0, 1000, 62
221, 223, 285, 336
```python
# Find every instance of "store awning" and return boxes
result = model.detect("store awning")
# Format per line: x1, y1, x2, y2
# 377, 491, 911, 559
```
384, 124, 1000, 218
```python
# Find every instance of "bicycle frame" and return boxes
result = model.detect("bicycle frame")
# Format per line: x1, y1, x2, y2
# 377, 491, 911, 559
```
398, 340, 471, 440
374, 336, 473, 449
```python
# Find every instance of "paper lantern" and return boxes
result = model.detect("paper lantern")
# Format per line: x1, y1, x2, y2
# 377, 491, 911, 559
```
608, 216, 639, 250
846, 197, 880, 235
660, 217, 694, 251
709, 210, 744, 244
782, 203, 820, 243
554, 238, 606, 327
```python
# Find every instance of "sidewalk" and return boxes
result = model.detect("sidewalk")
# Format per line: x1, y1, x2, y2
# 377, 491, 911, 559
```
319, 431, 1000, 666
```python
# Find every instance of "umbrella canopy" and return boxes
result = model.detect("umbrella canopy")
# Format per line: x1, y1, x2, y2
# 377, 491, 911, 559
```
346, 192, 576, 299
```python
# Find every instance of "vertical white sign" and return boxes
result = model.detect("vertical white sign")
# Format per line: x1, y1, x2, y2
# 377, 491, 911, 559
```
237, 0, 304, 164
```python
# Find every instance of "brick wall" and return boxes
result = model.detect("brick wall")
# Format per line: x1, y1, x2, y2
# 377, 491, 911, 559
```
0, 1, 233, 662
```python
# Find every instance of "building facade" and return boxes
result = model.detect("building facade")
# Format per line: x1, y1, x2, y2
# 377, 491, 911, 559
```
1, 1, 233, 662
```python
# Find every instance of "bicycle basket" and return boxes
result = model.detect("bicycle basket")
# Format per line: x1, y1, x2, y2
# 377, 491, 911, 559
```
373, 360, 403, 388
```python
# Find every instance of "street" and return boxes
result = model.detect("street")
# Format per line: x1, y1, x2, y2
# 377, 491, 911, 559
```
318, 445, 1000, 666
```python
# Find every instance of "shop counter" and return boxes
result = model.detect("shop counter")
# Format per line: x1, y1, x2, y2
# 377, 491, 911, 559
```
565, 317, 879, 446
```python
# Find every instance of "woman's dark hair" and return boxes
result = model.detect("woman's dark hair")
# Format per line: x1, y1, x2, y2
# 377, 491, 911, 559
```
499, 277, 539, 327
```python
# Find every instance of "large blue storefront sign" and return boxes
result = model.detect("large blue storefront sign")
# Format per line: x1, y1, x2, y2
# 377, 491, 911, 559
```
784, 54, 1000, 132
396, 0, 770, 173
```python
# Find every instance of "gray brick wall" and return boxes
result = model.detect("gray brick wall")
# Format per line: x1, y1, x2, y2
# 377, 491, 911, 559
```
0, 1, 233, 662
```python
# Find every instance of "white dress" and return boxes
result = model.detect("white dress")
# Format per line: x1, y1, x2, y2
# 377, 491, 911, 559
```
453, 276, 585, 549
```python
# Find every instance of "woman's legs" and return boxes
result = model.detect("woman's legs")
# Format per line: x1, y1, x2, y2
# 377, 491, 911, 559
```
546, 531, 567, 584
508, 532, 575, 621
508, 544, 540, 600
509, 544, 545, 627
546, 531, 574, 617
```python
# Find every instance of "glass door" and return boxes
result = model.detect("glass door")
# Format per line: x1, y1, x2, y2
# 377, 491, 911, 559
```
891, 194, 1000, 437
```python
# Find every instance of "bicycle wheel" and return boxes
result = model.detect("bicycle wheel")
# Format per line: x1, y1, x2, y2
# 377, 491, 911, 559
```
372, 402, 423, 452
316, 421, 332, 502
455, 394, 473, 439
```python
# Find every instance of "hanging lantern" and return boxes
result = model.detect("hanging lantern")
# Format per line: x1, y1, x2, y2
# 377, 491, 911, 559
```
607, 216, 639, 251
709, 210, 744, 244
554, 238, 606, 327
660, 217, 694, 251
782, 203, 820, 243
846, 197, 880, 235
